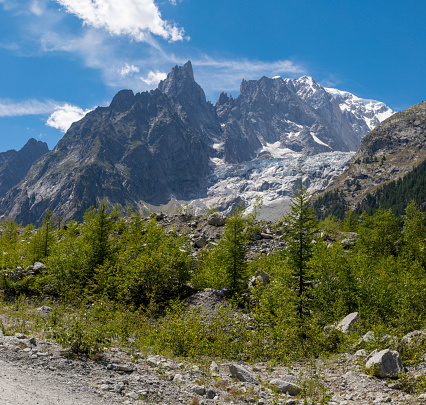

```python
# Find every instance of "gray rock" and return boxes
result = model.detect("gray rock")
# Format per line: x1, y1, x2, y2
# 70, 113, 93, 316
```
112, 363, 134, 372
354, 330, 375, 349
126, 391, 139, 400
3, 336, 30, 348
35, 306, 53, 318
173, 374, 184, 382
208, 212, 226, 226
146, 356, 160, 367
33, 262, 45, 273
206, 389, 216, 399
401, 330, 426, 346
229, 363, 258, 384
365, 349, 404, 378
269, 378, 301, 396
114, 382, 125, 393
193, 236, 207, 248
336, 312, 359, 335
354, 349, 368, 357
191, 384, 206, 395
367, 349, 380, 361
210, 361, 219, 375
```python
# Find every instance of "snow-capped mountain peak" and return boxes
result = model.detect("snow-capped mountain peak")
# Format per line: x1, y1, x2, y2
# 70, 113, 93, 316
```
325, 87, 394, 131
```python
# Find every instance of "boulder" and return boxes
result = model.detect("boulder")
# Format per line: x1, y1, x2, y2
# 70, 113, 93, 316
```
353, 330, 375, 349
191, 384, 206, 395
248, 270, 271, 289
400, 330, 426, 347
193, 236, 207, 248
35, 306, 53, 318
206, 389, 216, 399
365, 349, 404, 378
336, 312, 359, 334
324, 312, 360, 337
210, 361, 219, 375
229, 363, 258, 384
208, 212, 226, 226
269, 378, 301, 396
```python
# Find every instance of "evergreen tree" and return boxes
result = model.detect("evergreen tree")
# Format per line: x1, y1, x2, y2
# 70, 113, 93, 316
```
82, 200, 114, 275
342, 209, 358, 232
402, 200, 426, 264
29, 209, 53, 262
221, 204, 249, 293
283, 183, 317, 317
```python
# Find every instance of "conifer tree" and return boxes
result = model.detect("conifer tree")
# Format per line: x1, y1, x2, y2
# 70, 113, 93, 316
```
284, 183, 317, 317
29, 209, 53, 262
82, 200, 113, 275
221, 204, 249, 293
402, 200, 426, 263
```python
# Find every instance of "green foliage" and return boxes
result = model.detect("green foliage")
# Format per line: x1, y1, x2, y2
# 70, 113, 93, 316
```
82, 200, 115, 274
177, 202, 194, 217
402, 200, 426, 264
27, 209, 54, 263
356, 208, 400, 257
2, 185, 426, 366
106, 219, 192, 307
313, 189, 347, 220
192, 203, 251, 293
342, 209, 358, 232
317, 214, 341, 238
283, 183, 317, 317
356, 157, 426, 217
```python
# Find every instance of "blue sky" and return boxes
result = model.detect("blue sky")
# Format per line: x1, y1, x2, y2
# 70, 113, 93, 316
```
0, 0, 425, 152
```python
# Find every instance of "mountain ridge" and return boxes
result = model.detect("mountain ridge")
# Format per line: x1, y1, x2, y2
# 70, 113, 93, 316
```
0, 62, 393, 225
313, 100, 426, 217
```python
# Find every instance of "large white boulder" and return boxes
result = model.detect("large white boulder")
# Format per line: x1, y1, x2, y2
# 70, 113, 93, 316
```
365, 349, 404, 378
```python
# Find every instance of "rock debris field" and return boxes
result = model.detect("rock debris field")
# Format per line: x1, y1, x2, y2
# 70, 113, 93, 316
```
2, 316, 426, 405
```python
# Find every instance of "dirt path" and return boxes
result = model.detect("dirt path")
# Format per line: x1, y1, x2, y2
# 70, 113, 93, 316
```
0, 358, 118, 405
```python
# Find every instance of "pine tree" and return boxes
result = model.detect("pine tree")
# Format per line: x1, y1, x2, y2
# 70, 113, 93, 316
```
29, 209, 53, 262
284, 183, 317, 317
221, 204, 249, 293
402, 200, 426, 264
82, 200, 113, 275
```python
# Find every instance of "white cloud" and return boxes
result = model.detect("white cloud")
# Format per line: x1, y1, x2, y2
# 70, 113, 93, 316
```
46, 104, 91, 132
0, 98, 90, 132
119, 63, 140, 77
140, 70, 167, 85
55, 0, 185, 42
30, 0, 44, 16
0, 98, 58, 116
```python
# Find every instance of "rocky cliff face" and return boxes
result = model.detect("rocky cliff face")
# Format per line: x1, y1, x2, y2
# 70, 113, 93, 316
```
217, 76, 351, 163
0, 139, 49, 198
316, 101, 426, 210
0, 63, 214, 225
0, 62, 393, 225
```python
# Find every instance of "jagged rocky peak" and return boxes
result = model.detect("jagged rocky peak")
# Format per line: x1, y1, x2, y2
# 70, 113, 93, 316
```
109, 89, 135, 112
0, 61, 397, 226
159, 60, 222, 143
158, 61, 202, 101
217, 92, 233, 105
0, 138, 49, 198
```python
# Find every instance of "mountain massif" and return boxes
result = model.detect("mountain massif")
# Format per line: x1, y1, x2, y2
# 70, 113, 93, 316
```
0, 62, 393, 225
0, 139, 49, 199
